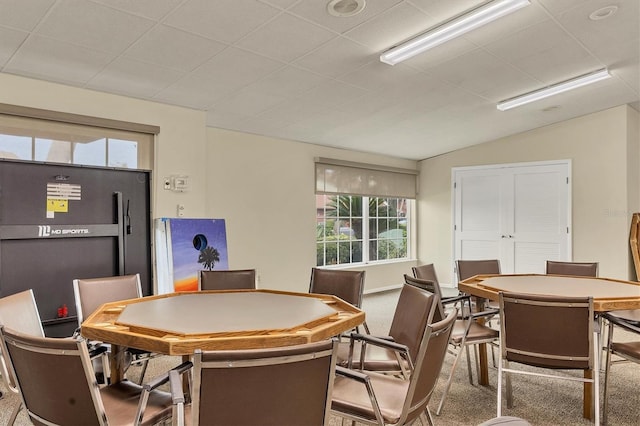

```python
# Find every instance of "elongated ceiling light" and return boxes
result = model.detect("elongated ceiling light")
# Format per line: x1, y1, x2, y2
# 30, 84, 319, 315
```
380, 0, 530, 65
497, 69, 612, 111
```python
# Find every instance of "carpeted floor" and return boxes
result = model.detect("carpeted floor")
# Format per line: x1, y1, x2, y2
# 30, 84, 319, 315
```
1, 288, 638, 425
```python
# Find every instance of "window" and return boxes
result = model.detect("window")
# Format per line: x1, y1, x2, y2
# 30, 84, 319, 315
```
315, 158, 417, 267
0, 107, 155, 170
316, 194, 411, 266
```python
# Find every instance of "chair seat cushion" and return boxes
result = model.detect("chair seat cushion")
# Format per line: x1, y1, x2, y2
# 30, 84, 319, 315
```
335, 340, 409, 372
101, 380, 173, 426
451, 321, 499, 344
332, 371, 409, 424
611, 341, 640, 360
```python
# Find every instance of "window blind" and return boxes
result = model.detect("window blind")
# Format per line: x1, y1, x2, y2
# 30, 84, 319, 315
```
315, 157, 418, 199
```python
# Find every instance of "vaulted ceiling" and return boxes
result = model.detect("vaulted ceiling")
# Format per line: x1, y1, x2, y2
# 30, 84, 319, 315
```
1, 0, 638, 160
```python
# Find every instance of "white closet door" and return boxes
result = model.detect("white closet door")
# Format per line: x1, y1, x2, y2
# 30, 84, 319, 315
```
454, 168, 503, 262
453, 161, 570, 276
509, 165, 569, 273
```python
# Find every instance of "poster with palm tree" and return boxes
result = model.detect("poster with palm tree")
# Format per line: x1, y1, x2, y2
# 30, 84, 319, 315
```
158, 218, 229, 292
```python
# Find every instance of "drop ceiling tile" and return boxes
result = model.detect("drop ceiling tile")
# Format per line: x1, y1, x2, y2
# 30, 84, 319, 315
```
36, 0, 154, 53
612, 60, 639, 94
124, 25, 226, 72
261, 0, 299, 10
5, 35, 114, 86
92, 0, 184, 20
400, 36, 478, 70
211, 87, 287, 116
191, 47, 284, 91
243, 65, 329, 98
87, 57, 184, 98
408, 0, 484, 22
289, 0, 403, 34
537, 0, 597, 14
164, 0, 280, 44
424, 48, 539, 100
236, 13, 336, 63
294, 37, 376, 78
338, 60, 421, 91
0, 0, 54, 31
0, 27, 29, 68
154, 73, 238, 109
554, 0, 639, 65
344, 2, 432, 51
294, 79, 368, 108
257, 99, 330, 123
484, 19, 601, 83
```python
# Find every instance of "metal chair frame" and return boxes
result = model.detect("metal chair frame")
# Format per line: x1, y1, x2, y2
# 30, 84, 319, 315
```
602, 311, 640, 424
331, 307, 457, 426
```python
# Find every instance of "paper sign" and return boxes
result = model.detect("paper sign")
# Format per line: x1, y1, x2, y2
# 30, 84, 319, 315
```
47, 198, 68, 212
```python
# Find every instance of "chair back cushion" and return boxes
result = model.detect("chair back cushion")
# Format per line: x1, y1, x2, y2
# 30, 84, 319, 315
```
545, 261, 598, 277
0, 326, 102, 425
199, 269, 256, 290
0, 289, 44, 337
74, 274, 141, 323
388, 284, 438, 361
456, 259, 501, 281
411, 264, 439, 284
192, 340, 336, 426
499, 292, 593, 369
309, 268, 365, 307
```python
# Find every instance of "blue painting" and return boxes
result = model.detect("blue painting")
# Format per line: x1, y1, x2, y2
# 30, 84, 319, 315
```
167, 218, 228, 291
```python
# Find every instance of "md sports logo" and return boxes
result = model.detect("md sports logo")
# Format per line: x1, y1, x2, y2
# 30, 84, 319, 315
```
37, 225, 89, 237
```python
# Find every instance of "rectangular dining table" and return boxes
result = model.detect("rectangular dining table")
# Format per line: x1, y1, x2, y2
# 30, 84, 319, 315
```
458, 273, 640, 420
81, 289, 365, 384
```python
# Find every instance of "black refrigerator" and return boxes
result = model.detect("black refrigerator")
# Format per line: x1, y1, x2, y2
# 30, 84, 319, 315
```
0, 160, 152, 337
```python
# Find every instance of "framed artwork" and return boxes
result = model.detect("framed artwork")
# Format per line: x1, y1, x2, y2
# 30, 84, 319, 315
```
155, 218, 229, 293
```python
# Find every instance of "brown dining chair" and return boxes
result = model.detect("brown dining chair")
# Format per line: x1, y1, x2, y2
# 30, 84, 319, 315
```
73, 273, 158, 383
331, 307, 457, 426
181, 339, 338, 426
545, 260, 599, 277
405, 275, 499, 416
309, 267, 369, 333
602, 310, 640, 424
497, 292, 599, 424
0, 289, 110, 424
0, 290, 48, 424
457, 259, 501, 281
198, 269, 256, 290
338, 283, 439, 380
0, 324, 191, 426
412, 263, 465, 308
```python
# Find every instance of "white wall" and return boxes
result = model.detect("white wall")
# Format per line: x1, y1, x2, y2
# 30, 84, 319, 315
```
418, 105, 640, 284
205, 127, 418, 293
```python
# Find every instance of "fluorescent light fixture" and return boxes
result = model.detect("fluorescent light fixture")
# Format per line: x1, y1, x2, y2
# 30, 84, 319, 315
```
497, 69, 612, 111
380, 0, 530, 65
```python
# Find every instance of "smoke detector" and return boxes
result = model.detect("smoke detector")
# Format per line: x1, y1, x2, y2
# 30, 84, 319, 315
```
327, 0, 366, 18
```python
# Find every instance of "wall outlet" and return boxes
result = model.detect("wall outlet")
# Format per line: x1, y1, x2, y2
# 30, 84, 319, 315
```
164, 178, 171, 190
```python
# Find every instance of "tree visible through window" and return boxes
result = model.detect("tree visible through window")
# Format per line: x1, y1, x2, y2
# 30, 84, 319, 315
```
316, 195, 409, 266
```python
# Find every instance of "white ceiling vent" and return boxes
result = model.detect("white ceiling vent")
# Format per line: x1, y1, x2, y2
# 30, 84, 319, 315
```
327, 0, 366, 18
